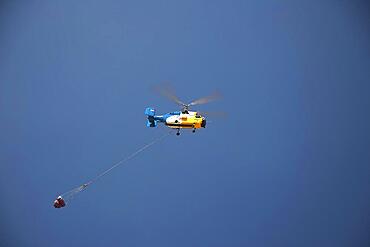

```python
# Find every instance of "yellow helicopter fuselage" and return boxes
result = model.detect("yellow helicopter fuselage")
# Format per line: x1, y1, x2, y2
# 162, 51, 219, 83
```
165, 111, 205, 129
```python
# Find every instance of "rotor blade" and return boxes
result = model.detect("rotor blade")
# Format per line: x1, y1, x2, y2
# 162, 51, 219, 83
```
189, 91, 222, 106
198, 111, 228, 118
152, 82, 186, 106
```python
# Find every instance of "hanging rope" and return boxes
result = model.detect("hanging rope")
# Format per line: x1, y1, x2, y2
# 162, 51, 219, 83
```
59, 131, 171, 203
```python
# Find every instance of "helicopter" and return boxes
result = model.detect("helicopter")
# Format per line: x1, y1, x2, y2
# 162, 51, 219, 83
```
145, 84, 222, 136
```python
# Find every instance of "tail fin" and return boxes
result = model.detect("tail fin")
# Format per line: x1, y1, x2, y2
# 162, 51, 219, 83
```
145, 107, 157, 127
145, 107, 156, 117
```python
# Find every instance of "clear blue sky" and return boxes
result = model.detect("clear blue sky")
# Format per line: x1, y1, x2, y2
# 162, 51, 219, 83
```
1, 1, 370, 246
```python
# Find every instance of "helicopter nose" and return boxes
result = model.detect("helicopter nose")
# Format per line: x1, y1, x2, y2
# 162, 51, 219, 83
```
201, 118, 206, 128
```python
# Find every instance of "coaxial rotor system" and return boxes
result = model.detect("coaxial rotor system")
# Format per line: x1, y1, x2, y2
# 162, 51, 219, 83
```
153, 83, 223, 114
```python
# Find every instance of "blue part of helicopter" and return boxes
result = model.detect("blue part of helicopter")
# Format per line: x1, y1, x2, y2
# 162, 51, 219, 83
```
145, 107, 181, 127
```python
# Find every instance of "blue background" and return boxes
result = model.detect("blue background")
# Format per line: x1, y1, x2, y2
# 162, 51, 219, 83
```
1, 1, 370, 246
